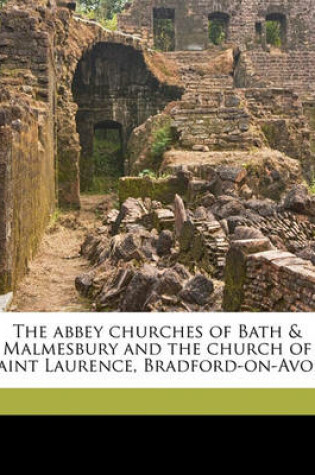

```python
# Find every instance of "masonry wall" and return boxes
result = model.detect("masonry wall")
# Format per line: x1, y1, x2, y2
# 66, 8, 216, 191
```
119, 0, 315, 96
119, 0, 315, 50
223, 240, 315, 312
0, 126, 13, 293
0, 1, 56, 293
243, 250, 315, 312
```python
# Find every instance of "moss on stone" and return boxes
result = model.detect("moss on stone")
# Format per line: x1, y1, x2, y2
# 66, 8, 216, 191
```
119, 174, 189, 204
119, 177, 153, 203
261, 122, 281, 149
222, 247, 248, 312
0, 271, 11, 294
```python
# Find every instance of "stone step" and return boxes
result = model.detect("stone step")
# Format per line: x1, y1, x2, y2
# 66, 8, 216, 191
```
171, 107, 249, 117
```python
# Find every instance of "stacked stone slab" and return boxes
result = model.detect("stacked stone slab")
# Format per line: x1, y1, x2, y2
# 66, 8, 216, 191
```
194, 220, 229, 279
166, 50, 264, 151
243, 250, 315, 312
223, 240, 315, 312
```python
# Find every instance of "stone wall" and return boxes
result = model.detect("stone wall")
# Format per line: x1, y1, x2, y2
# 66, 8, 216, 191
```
119, 0, 315, 52
0, 0, 183, 292
237, 50, 315, 96
119, 1, 315, 97
0, 0, 57, 293
243, 250, 315, 312
223, 240, 315, 312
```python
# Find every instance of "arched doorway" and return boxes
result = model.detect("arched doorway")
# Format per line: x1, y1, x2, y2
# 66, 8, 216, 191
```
69, 41, 182, 198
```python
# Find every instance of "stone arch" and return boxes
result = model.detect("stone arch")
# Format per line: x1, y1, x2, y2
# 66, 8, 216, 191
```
56, 14, 181, 207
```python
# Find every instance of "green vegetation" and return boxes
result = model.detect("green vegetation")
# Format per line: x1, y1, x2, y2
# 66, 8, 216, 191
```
85, 127, 123, 194
138, 169, 158, 178
151, 122, 173, 163
0, 0, 7, 8
153, 19, 175, 52
208, 19, 226, 46
77, 0, 127, 29
309, 175, 315, 195
138, 169, 171, 179
266, 20, 282, 47
119, 174, 186, 204
50, 209, 61, 225
261, 122, 278, 146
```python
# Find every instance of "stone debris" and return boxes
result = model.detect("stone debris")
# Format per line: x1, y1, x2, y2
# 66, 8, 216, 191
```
284, 184, 315, 216
179, 275, 214, 306
156, 230, 174, 257
2, 1, 315, 314
75, 169, 315, 312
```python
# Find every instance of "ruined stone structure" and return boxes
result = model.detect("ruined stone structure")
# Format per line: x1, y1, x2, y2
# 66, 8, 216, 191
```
72, 42, 181, 190
119, 0, 315, 90
224, 240, 315, 312
0, 0, 180, 293
0, 0, 315, 310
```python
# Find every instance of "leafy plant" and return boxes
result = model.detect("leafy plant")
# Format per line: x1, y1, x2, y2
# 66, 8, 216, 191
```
153, 18, 175, 52
309, 176, 315, 195
151, 122, 173, 162
266, 20, 282, 47
103, 13, 118, 30
77, 0, 127, 23
83, 127, 122, 194
138, 169, 171, 179
138, 169, 157, 178
309, 183, 315, 195
209, 19, 227, 45
50, 209, 61, 225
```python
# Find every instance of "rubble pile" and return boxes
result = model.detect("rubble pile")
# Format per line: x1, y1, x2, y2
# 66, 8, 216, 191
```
75, 169, 315, 312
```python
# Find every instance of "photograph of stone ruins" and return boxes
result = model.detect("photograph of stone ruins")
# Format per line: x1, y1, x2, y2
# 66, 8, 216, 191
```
0, 0, 315, 313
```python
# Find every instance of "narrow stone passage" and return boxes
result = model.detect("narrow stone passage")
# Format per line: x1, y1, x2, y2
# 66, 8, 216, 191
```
10, 195, 113, 312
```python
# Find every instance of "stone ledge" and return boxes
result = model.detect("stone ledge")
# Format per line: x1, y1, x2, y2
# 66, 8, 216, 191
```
249, 250, 293, 261
0, 292, 13, 312
248, 250, 315, 280
285, 265, 315, 285
231, 238, 272, 255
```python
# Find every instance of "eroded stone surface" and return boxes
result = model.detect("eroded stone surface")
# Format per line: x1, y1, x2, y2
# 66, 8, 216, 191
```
2, 0, 315, 313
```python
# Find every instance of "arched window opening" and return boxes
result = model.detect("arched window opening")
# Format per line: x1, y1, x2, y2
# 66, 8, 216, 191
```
266, 13, 286, 48
208, 12, 229, 46
153, 7, 176, 51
